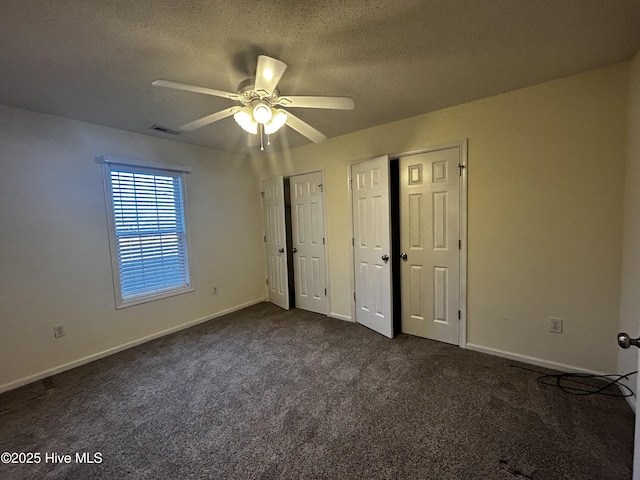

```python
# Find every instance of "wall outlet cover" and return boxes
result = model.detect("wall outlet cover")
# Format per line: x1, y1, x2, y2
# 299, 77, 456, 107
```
53, 324, 66, 338
549, 317, 563, 334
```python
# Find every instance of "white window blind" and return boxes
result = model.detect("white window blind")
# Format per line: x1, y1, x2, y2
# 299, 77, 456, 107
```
103, 160, 191, 306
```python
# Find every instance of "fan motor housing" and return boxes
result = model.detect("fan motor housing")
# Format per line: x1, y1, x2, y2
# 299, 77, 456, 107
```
236, 78, 280, 106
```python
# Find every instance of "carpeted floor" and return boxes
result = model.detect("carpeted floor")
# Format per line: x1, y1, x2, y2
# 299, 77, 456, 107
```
0, 303, 634, 479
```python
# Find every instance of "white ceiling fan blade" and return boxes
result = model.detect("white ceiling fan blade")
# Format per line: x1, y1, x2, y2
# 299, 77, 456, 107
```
277, 95, 354, 110
152, 79, 240, 101
254, 56, 287, 95
285, 112, 327, 143
179, 108, 237, 132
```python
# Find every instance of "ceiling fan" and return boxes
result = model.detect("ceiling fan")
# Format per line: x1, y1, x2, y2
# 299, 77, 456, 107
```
152, 55, 354, 150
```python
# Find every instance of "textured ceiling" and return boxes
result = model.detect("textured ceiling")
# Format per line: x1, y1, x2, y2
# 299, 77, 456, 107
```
1, 0, 639, 154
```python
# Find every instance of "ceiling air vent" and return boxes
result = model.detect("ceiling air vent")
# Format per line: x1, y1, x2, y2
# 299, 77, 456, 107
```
149, 125, 181, 135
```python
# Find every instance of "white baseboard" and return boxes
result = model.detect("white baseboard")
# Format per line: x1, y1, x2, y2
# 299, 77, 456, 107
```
329, 312, 353, 322
465, 343, 610, 376
467, 343, 637, 412
0, 298, 266, 395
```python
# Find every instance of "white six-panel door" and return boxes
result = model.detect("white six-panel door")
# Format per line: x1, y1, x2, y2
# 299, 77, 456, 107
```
262, 176, 289, 310
290, 172, 327, 315
351, 156, 393, 338
399, 148, 460, 344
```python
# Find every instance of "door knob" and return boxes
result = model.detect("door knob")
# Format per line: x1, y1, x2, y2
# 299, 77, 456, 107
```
381, 254, 389, 263
278, 248, 285, 253
618, 332, 640, 349
292, 248, 298, 253
400, 253, 407, 261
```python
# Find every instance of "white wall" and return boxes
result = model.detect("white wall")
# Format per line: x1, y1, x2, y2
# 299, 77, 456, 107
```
0, 105, 266, 391
619, 51, 640, 395
260, 63, 629, 373
0, 60, 631, 391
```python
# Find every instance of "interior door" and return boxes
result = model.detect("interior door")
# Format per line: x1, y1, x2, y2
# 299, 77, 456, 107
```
633, 355, 640, 480
351, 156, 393, 338
616, 333, 640, 478
290, 172, 327, 315
399, 148, 460, 344
263, 176, 289, 310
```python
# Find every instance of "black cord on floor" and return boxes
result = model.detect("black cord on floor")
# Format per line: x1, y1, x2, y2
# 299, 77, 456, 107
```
511, 365, 638, 397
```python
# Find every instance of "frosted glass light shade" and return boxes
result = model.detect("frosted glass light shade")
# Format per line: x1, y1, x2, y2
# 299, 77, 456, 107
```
233, 109, 258, 134
264, 110, 287, 135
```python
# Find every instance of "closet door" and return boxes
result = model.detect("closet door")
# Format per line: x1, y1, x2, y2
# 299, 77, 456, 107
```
351, 156, 393, 338
263, 176, 289, 310
399, 147, 460, 344
290, 172, 327, 314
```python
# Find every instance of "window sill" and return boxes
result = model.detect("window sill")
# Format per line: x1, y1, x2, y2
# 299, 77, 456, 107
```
115, 287, 195, 309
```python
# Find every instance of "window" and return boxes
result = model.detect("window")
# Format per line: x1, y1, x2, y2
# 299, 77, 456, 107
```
102, 156, 192, 307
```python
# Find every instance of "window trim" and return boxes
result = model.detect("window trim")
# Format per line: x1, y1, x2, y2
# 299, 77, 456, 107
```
101, 156, 194, 309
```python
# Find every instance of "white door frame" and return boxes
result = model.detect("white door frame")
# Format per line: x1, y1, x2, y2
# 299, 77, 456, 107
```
348, 140, 468, 346
261, 169, 330, 315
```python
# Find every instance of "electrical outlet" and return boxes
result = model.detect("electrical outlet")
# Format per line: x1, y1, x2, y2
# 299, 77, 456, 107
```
53, 324, 66, 338
549, 317, 563, 334
211, 285, 218, 296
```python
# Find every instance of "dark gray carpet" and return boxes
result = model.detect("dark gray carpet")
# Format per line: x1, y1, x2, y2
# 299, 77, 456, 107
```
0, 303, 634, 479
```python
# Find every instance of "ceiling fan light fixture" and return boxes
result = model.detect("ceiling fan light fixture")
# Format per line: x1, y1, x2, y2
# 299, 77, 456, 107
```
153, 55, 352, 148
233, 108, 258, 134
252, 102, 273, 124
264, 109, 288, 135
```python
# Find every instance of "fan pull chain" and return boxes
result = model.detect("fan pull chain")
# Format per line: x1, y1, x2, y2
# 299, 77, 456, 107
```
260, 124, 264, 151
267, 134, 271, 146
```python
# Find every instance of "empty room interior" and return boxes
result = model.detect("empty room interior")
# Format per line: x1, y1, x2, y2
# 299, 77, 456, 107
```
2, 1, 640, 479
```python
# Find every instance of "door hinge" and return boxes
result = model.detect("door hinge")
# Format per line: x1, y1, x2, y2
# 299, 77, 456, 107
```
264, 235, 267, 243
354, 292, 356, 302
352, 237, 355, 246
458, 164, 466, 176
319, 183, 324, 193
260, 191, 265, 198
458, 310, 461, 320
350, 179, 353, 189
266, 278, 269, 285
324, 288, 327, 296
323, 237, 325, 245
459, 239, 461, 249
